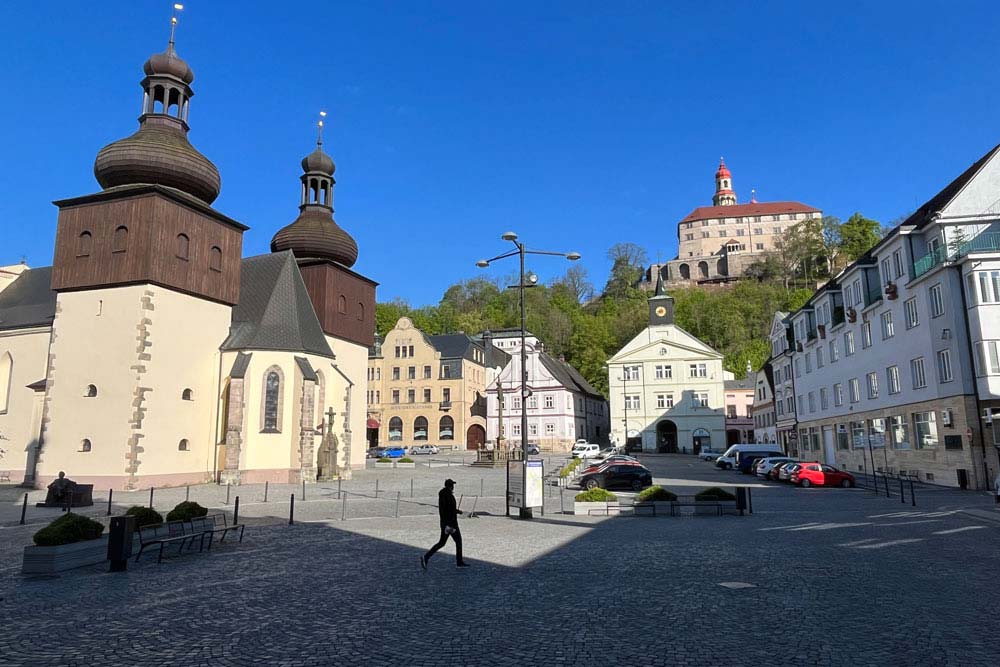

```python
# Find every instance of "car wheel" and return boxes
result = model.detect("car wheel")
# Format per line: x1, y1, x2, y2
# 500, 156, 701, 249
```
841, 479, 853, 488
722, 463, 731, 470
631, 479, 643, 491
800, 478, 811, 488
585, 478, 600, 490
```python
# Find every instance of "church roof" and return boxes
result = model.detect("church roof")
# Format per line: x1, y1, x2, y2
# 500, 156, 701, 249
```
222, 251, 333, 358
679, 201, 820, 225
539, 353, 603, 399
0, 266, 57, 331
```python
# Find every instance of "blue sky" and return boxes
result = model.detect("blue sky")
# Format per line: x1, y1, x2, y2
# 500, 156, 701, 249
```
3, 2, 999, 305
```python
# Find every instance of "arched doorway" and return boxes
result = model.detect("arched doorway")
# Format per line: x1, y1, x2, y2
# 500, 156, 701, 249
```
679, 263, 690, 280
692, 428, 711, 455
698, 261, 709, 279
656, 420, 678, 453
727, 429, 741, 446
466, 424, 485, 450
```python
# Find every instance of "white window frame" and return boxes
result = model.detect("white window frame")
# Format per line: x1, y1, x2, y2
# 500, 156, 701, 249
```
904, 297, 919, 329
911, 357, 927, 389
937, 349, 953, 383
887, 365, 901, 394
930, 283, 944, 318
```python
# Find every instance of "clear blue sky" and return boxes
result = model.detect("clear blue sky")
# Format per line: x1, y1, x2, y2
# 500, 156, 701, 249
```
3, 2, 999, 305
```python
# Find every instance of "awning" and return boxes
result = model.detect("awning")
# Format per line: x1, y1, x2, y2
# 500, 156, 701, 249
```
366, 418, 379, 429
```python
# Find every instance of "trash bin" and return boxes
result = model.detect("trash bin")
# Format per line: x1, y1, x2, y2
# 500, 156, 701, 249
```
107, 515, 136, 572
735, 487, 747, 514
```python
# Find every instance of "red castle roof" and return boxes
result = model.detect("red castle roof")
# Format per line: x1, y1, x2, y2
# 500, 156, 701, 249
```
679, 201, 820, 225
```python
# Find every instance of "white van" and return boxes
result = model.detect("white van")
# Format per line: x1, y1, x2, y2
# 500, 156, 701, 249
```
571, 443, 600, 459
715, 444, 784, 470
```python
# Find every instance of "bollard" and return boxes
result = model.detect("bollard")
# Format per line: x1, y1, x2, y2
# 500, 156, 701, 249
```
885, 476, 890, 498
149, 487, 154, 509
337, 478, 342, 500
395, 491, 400, 519
264, 480, 269, 503
410, 478, 413, 498
107, 489, 113, 516
186, 485, 190, 502
341, 492, 347, 521
748, 487, 753, 515
20, 493, 28, 525
233, 496, 240, 525
226, 484, 231, 505
481, 478, 484, 498
899, 477, 905, 503
560, 488, 564, 514
910, 479, 916, 507
376, 479, 380, 498
302, 479, 306, 501
289, 494, 295, 525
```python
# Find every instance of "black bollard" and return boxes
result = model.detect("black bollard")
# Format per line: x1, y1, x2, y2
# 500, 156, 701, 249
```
910, 479, 916, 507
341, 491, 347, 520
748, 487, 753, 515
264, 480, 269, 503
186, 485, 190, 502
302, 479, 306, 501
149, 487, 154, 509
20, 493, 27, 525
410, 478, 413, 498
289, 494, 295, 525
226, 484, 231, 505
885, 476, 890, 498
395, 491, 400, 519
338, 478, 342, 500
899, 477, 905, 503
107, 489, 113, 516
376, 479, 380, 497
233, 496, 240, 525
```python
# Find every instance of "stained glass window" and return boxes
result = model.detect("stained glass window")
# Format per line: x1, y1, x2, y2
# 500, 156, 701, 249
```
264, 371, 280, 431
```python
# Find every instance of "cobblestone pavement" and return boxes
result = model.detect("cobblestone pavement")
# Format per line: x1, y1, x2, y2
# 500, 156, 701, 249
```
2, 454, 999, 666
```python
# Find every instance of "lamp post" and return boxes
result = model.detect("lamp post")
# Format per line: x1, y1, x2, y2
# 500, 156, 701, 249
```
478, 233, 580, 519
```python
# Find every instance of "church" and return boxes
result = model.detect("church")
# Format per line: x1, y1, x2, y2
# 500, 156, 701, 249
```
0, 27, 375, 490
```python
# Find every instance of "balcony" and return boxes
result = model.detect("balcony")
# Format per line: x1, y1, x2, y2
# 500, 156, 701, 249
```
912, 232, 1000, 278
864, 282, 882, 307
439, 400, 452, 410
832, 305, 845, 327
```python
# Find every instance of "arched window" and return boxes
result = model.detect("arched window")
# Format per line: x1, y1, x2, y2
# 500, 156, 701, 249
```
261, 366, 283, 433
0, 352, 12, 414
176, 234, 190, 260
181, 388, 193, 401
178, 439, 189, 451
209, 246, 222, 272
338, 295, 347, 314
388, 416, 403, 441
414, 416, 428, 441
698, 261, 709, 279
112, 226, 128, 253
85, 384, 98, 398
357, 302, 365, 321
77, 231, 93, 257
679, 263, 690, 280
439, 415, 455, 441
80, 438, 92, 452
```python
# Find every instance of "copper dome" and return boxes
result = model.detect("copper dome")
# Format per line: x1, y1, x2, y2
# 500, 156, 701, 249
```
93, 116, 221, 204
270, 206, 359, 268
143, 47, 194, 84
301, 147, 335, 175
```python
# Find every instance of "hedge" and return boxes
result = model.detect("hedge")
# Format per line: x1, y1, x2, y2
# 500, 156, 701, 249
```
398, 457, 415, 463
166, 501, 208, 522
32, 513, 105, 546
636, 486, 677, 502
125, 505, 163, 530
695, 487, 736, 501
574, 488, 617, 502
377, 457, 392, 463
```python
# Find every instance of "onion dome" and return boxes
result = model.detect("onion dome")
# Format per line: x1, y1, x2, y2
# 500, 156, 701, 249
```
270, 138, 358, 267
92, 38, 221, 204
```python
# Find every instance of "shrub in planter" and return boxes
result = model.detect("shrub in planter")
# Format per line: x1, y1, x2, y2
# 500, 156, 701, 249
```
574, 488, 618, 503
695, 487, 736, 501
166, 501, 208, 522
125, 506, 163, 529
32, 513, 105, 546
397, 457, 415, 463
636, 486, 677, 502
377, 457, 392, 463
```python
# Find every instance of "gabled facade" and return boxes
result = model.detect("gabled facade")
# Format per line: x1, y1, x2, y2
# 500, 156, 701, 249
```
751, 364, 777, 445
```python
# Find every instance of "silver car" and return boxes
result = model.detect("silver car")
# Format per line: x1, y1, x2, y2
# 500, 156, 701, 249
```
409, 444, 439, 455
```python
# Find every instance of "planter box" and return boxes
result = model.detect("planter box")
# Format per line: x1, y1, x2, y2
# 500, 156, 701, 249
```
653, 501, 674, 515
573, 501, 620, 516
22, 535, 109, 575
394, 462, 416, 469
374, 462, 394, 469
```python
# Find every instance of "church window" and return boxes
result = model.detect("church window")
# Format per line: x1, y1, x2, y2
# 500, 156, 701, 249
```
85, 384, 98, 398
112, 226, 128, 253
80, 438, 92, 453
439, 415, 455, 440
0, 352, 11, 413
338, 295, 347, 313
182, 388, 193, 401
176, 234, 190, 260
209, 246, 222, 272
261, 367, 283, 433
77, 231, 93, 257
178, 439, 189, 451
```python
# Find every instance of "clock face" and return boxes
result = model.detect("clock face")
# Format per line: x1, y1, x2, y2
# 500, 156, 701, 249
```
655, 306, 666, 317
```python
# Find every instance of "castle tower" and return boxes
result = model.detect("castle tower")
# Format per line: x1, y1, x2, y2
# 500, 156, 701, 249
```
712, 157, 737, 206
35, 12, 245, 490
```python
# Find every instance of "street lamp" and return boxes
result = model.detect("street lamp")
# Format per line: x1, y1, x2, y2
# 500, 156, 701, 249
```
477, 233, 580, 520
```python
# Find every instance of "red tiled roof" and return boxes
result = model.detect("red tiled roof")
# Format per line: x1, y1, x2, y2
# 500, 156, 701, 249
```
679, 201, 820, 224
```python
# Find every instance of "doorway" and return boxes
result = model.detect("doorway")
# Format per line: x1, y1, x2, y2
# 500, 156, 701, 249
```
656, 420, 678, 453
692, 428, 711, 455
466, 424, 486, 450
726, 429, 741, 446
822, 426, 835, 464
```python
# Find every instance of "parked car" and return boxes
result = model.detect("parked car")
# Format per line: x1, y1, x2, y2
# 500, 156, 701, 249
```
571, 443, 601, 459
699, 449, 723, 461
409, 444, 439, 455
579, 464, 653, 491
754, 457, 797, 479
716, 444, 785, 470
367, 447, 388, 459
791, 462, 856, 488
383, 446, 407, 458
766, 460, 796, 481
579, 458, 642, 476
527, 444, 540, 455
778, 463, 802, 482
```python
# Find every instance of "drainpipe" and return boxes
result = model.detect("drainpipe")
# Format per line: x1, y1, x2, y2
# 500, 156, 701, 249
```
954, 265, 992, 490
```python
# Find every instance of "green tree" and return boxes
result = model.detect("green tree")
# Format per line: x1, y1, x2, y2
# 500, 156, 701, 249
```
839, 212, 882, 261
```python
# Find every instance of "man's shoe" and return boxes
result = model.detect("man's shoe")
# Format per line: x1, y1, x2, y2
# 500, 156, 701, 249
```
456, 562, 471, 568
420, 556, 427, 571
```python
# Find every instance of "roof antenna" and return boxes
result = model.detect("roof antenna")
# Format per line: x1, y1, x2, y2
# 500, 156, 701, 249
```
317, 110, 327, 147
169, 3, 184, 51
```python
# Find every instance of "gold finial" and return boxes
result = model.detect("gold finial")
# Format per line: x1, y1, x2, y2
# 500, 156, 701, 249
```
169, 4, 184, 49
317, 110, 327, 147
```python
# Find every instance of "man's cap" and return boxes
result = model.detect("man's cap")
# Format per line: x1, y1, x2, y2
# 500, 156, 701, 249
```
444, 478, 456, 486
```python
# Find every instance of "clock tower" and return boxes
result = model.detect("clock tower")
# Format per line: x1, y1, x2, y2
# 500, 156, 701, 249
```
648, 274, 674, 326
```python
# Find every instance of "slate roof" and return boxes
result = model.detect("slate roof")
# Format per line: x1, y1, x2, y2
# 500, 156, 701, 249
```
229, 352, 252, 379
539, 353, 603, 399
0, 267, 57, 331
222, 251, 333, 358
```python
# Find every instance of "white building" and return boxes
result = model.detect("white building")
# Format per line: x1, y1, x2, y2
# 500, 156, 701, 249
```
751, 365, 777, 445
768, 311, 797, 454
606, 279, 727, 453
485, 330, 608, 452
782, 143, 1000, 489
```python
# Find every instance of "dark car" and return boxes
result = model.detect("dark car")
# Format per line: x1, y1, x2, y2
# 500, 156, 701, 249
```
767, 460, 795, 481
367, 447, 388, 459
527, 444, 540, 455
738, 456, 768, 475
579, 464, 653, 491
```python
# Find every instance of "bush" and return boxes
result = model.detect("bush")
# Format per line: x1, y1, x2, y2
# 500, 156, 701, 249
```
398, 457, 414, 463
377, 457, 392, 463
636, 486, 677, 502
32, 513, 105, 546
166, 501, 208, 522
559, 458, 583, 478
695, 487, 736, 501
125, 505, 163, 529
574, 488, 618, 502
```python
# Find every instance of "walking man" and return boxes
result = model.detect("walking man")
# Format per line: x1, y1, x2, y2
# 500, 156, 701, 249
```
421, 478, 469, 569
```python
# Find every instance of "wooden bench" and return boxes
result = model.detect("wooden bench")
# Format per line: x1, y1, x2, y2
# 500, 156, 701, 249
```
136, 521, 198, 563
188, 514, 245, 550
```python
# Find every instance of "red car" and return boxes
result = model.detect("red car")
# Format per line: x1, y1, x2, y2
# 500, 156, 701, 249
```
791, 462, 855, 488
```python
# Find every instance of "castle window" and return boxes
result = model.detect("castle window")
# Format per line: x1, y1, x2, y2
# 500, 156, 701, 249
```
261, 366, 284, 433
80, 438, 92, 453
182, 388, 193, 401
85, 384, 98, 398
112, 226, 128, 253
178, 439, 189, 451
338, 295, 347, 314
77, 231, 93, 257
209, 246, 222, 272
0, 352, 11, 414
176, 234, 190, 260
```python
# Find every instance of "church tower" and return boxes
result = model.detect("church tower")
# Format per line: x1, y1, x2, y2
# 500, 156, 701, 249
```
648, 274, 675, 326
35, 12, 245, 490
712, 157, 737, 206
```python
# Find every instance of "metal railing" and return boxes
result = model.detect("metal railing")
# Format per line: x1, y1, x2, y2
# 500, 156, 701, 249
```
913, 232, 1000, 278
